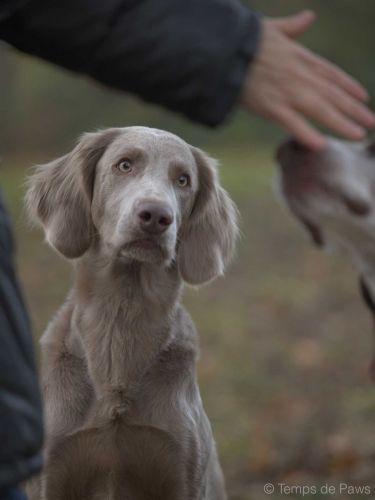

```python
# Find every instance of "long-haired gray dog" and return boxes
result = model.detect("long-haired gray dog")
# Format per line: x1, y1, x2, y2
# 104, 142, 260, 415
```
26, 127, 238, 500
277, 137, 375, 379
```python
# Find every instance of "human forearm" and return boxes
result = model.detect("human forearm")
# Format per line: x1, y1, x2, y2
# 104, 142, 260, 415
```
0, 0, 261, 126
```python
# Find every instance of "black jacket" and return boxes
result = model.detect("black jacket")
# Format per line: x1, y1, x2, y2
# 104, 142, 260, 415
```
0, 0, 260, 126
0, 0, 260, 488
0, 194, 43, 489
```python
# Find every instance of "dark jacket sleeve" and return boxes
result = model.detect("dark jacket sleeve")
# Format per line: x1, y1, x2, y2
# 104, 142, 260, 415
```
0, 0, 261, 126
0, 0, 30, 22
0, 194, 43, 488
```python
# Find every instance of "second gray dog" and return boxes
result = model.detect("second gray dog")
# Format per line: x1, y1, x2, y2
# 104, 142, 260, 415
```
277, 137, 375, 379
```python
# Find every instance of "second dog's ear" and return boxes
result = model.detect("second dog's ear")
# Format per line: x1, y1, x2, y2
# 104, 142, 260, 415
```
178, 147, 239, 285
26, 129, 119, 258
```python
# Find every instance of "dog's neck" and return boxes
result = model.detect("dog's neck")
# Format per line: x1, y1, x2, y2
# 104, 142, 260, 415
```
74, 249, 182, 320
70, 248, 184, 399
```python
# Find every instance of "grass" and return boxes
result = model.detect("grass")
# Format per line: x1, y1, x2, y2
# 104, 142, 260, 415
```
2, 145, 375, 500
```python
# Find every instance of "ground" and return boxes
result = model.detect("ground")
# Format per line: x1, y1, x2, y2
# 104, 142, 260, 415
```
3, 145, 375, 500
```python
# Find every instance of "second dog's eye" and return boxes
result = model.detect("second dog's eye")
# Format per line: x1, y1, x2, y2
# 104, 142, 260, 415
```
117, 159, 132, 173
177, 174, 190, 188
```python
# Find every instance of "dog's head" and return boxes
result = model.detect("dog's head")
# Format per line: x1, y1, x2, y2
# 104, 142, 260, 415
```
276, 137, 375, 260
27, 127, 238, 285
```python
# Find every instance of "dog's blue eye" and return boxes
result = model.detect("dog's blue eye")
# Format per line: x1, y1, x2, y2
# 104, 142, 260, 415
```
117, 159, 132, 173
177, 174, 190, 187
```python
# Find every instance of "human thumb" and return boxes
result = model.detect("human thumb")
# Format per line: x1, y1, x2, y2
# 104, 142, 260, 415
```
270, 10, 316, 38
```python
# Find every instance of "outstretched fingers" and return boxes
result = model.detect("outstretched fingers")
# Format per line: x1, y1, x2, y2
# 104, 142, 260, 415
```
270, 10, 316, 38
271, 106, 327, 150
299, 47, 370, 102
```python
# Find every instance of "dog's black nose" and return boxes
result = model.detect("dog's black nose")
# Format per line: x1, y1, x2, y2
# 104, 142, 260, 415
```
137, 201, 173, 234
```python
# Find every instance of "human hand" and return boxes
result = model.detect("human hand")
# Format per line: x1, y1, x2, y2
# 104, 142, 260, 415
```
241, 10, 375, 150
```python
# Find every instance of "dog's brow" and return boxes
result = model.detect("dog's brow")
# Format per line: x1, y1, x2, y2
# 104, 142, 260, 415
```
112, 146, 146, 162
168, 160, 192, 173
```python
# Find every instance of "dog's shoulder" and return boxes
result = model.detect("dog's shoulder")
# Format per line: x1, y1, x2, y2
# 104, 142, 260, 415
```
40, 291, 86, 370
40, 293, 75, 347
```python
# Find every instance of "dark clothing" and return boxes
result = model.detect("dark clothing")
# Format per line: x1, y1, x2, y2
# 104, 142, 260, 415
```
0, 194, 43, 489
0, 0, 260, 126
0, 486, 28, 500
0, 0, 261, 489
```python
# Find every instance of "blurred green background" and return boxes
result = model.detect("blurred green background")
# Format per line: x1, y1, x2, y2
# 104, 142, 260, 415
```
1, 1, 375, 499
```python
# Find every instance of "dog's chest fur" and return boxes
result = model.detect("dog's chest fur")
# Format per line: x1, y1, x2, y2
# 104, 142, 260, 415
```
40, 256, 213, 498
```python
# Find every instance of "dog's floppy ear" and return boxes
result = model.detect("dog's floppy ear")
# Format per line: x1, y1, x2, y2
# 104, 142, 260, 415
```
26, 128, 119, 258
178, 147, 238, 285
